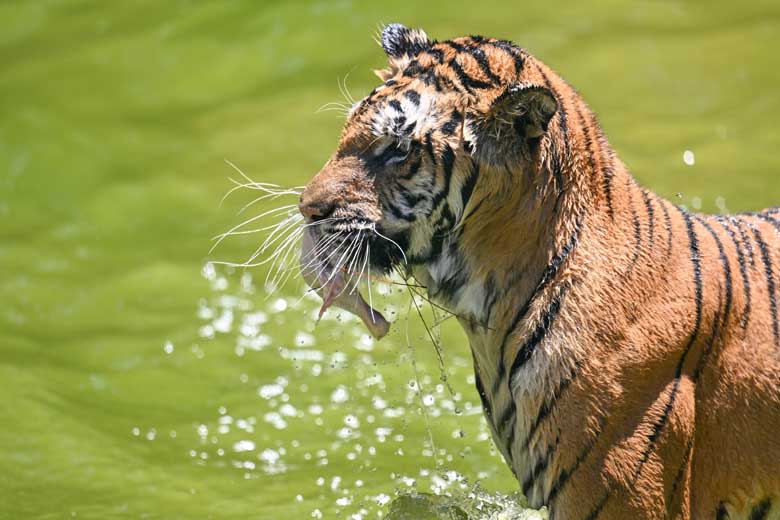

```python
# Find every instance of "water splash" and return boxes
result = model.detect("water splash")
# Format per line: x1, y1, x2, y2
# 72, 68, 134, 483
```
181, 261, 537, 518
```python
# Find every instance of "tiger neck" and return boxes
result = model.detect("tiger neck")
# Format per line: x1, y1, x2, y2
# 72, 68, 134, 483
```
415, 96, 621, 491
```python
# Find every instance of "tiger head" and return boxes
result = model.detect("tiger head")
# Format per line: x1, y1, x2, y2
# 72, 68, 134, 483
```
298, 24, 561, 336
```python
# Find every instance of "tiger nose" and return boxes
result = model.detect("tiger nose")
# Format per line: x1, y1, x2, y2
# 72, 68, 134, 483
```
298, 199, 335, 223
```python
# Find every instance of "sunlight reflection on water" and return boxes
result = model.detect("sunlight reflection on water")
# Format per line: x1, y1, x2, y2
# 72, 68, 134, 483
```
167, 261, 542, 518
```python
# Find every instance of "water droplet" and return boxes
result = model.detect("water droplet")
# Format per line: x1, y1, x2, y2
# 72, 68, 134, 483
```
233, 440, 256, 452
683, 150, 695, 166
331, 386, 349, 404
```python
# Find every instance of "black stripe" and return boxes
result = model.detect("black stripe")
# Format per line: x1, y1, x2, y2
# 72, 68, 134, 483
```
630, 207, 703, 483
401, 59, 424, 78
424, 130, 436, 165
522, 435, 561, 497
492, 224, 581, 463
508, 285, 569, 379
473, 363, 492, 420
717, 216, 751, 328
626, 181, 642, 271
425, 47, 445, 64
630, 206, 642, 270
642, 189, 655, 248
657, 195, 674, 255
461, 196, 485, 224
753, 211, 780, 231
492, 223, 582, 397
430, 144, 456, 209
520, 360, 581, 454
576, 106, 598, 181
487, 39, 525, 75
463, 45, 502, 84
446, 57, 493, 93
388, 200, 416, 222
502, 413, 518, 458
602, 164, 615, 220
400, 190, 423, 209
548, 133, 564, 195
547, 414, 607, 505
716, 502, 730, 520
498, 284, 571, 455
403, 90, 420, 105
482, 274, 499, 325
582, 493, 610, 520
694, 215, 734, 340
441, 110, 463, 136
398, 156, 422, 180
734, 217, 756, 266
752, 227, 779, 348
435, 248, 468, 302
749, 498, 772, 520
592, 119, 616, 221
665, 236, 726, 517
667, 438, 694, 517
447, 41, 502, 84
459, 161, 479, 211
534, 63, 570, 160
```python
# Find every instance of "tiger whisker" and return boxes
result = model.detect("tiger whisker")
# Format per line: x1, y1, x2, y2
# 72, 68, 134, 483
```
371, 228, 408, 265
237, 191, 303, 215
298, 232, 345, 279
316, 102, 353, 116
232, 232, 305, 270
338, 233, 366, 297
209, 204, 299, 254
268, 220, 340, 288
351, 238, 371, 296
227, 223, 306, 270
302, 234, 352, 286
319, 232, 358, 291
344, 233, 367, 294
221, 178, 301, 207
266, 227, 307, 290
241, 215, 301, 265
366, 243, 376, 322
338, 68, 358, 106
214, 216, 301, 239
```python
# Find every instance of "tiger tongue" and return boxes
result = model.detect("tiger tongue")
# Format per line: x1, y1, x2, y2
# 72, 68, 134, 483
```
317, 272, 390, 340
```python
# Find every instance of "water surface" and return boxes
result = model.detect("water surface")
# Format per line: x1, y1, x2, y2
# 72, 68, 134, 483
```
1, 1, 778, 518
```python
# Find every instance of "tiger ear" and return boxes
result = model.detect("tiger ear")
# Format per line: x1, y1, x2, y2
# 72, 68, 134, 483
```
376, 23, 431, 80
467, 83, 558, 162
380, 23, 431, 59
487, 83, 558, 139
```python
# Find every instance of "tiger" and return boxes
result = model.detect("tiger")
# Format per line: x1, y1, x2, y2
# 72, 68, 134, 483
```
294, 23, 780, 519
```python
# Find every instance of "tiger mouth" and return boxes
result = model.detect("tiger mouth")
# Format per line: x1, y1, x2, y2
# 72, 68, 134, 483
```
300, 228, 390, 339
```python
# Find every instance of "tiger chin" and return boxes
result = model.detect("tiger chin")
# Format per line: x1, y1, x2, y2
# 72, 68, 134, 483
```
295, 24, 780, 520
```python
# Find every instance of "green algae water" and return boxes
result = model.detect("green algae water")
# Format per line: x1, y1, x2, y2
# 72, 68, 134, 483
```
1, 1, 778, 518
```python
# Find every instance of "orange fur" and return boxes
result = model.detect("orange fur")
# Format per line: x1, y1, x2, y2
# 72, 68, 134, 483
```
298, 26, 780, 519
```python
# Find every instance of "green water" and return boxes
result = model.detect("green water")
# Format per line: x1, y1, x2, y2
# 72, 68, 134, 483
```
1, 1, 778, 518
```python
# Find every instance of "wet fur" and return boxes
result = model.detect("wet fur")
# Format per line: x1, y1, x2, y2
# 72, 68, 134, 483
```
298, 25, 780, 519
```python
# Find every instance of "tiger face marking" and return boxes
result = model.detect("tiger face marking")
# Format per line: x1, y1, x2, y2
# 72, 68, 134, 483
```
299, 24, 558, 327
